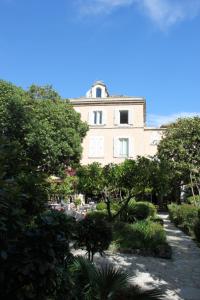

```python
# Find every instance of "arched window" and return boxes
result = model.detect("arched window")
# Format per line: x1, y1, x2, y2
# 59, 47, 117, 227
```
96, 87, 102, 98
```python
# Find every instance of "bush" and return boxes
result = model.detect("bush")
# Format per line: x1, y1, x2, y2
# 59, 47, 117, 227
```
96, 202, 107, 211
149, 216, 164, 226
194, 219, 200, 242
75, 213, 112, 261
87, 210, 109, 221
168, 203, 199, 234
194, 210, 200, 242
1, 210, 75, 300
96, 201, 121, 217
112, 220, 170, 258
187, 195, 200, 207
74, 198, 82, 207
121, 200, 157, 223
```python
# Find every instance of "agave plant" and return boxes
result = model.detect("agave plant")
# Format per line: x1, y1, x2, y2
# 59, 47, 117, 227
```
69, 256, 163, 300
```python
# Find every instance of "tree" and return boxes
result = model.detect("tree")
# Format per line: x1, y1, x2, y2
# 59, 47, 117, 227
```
0, 80, 88, 175
1, 210, 76, 300
0, 80, 88, 299
77, 162, 105, 200
75, 213, 112, 261
48, 175, 77, 202
27, 84, 61, 101
158, 117, 200, 200
102, 158, 158, 219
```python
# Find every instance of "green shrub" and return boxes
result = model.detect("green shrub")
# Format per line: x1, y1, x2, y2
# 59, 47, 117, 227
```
96, 201, 121, 217
74, 198, 82, 207
110, 201, 121, 212
75, 213, 112, 261
187, 195, 200, 207
149, 216, 164, 226
87, 210, 109, 221
1, 210, 75, 300
96, 202, 107, 211
193, 210, 200, 242
112, 220, 169, 257
168, 203, 199, 234
121, 200, 157, 223
194, 219, 200, 242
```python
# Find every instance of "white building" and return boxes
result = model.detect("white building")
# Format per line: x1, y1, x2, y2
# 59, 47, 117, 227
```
70, 81, 163, 165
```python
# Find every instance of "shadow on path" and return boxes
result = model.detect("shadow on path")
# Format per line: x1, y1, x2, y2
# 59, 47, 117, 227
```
94, 213, 200, 300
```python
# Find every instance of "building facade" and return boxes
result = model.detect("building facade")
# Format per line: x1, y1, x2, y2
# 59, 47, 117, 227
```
70, 81, 163, 165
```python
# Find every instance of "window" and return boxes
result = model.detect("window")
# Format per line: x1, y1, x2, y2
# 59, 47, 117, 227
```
114, 109, 133, 126
93, 111, 103, 125
96, 88, 102, 98
89, 110, 105, 125
119, 138, 129, 157
114, 136, 133, 158
119, 110, 129, 124
89, 136, 104, 158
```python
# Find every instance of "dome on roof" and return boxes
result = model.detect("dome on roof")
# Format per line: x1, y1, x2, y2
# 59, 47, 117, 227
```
86, 81, 109, 98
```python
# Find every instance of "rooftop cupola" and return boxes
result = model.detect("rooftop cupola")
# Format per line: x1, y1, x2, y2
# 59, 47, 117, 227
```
86, 81, 109, 98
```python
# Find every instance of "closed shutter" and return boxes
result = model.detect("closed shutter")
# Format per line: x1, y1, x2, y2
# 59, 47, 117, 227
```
89, 136, 104, 157
88, 111, 94, 125
114, 109, 119, 125
113, 137, 119, 157
102, 110, 107, 125
98, 136, 104, 156
128, 137, 134, 158
128, 110, 133, 125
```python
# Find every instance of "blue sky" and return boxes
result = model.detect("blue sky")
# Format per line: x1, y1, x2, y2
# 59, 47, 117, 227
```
0, 0, 200, 126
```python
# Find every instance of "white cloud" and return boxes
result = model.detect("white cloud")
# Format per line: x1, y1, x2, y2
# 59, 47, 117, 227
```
77, 0, 132, 15
138, 0, 200, 29
148, 112, 200, 127
76, 0, 200, 29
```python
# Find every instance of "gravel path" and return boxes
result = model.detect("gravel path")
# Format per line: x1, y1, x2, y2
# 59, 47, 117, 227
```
76, 213, 200, 300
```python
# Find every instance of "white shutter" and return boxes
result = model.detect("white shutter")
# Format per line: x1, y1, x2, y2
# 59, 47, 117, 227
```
128, 110, 133, 125
89, 136, 104, 157
98, 136, 104, 157
114, 109, 119, 125
89, 137, 95, 157
113, 137, 119, 157
128, 137, 134, 158
88, 111, 94, 125
102, 110, 107, 125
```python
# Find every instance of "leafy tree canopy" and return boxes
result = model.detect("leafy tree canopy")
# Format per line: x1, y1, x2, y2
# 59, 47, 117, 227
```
77, 162, 104, 197
158, 117, 200, 196
158, 117, 200, 172
27, 84, 61, 101
0, 80, 88, 175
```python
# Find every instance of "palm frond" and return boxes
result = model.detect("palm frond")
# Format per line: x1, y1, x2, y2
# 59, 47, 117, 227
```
114, 284, 163, 300
94, 264, 130, 299
69, 256, 97, 300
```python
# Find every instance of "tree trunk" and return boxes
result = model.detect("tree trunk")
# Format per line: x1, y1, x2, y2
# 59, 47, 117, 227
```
190, 172, 195, 198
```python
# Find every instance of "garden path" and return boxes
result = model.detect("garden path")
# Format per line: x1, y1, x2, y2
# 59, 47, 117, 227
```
94, 213, 200, 300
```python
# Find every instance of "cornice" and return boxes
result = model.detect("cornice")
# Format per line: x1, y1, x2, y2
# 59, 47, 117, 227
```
70, 97, 146, 106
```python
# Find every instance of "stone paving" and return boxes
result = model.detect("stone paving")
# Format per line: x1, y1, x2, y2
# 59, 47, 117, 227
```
94, 213, 200, 300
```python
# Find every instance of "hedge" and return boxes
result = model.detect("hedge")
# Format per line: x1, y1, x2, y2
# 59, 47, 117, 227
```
112, 220, 171, 258
168, 203, 199, 237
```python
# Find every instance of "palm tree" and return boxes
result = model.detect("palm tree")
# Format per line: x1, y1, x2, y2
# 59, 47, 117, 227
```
69, 256, 163, 300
